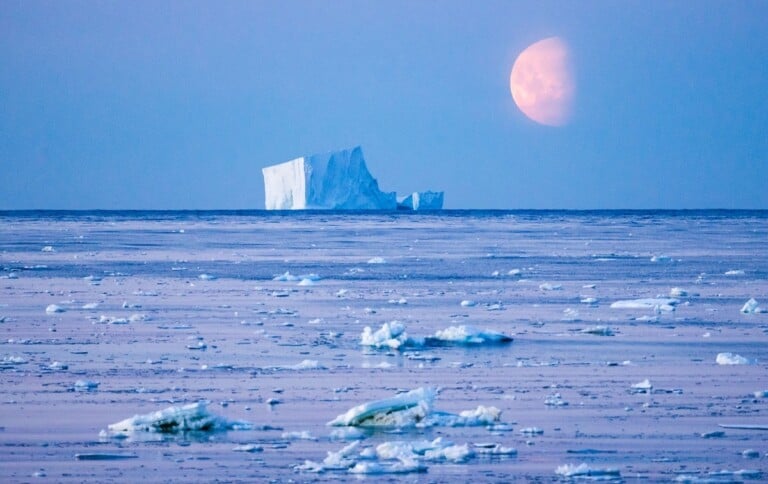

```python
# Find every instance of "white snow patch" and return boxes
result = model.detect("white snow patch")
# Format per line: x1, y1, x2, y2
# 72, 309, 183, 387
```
367, 257, 386, 264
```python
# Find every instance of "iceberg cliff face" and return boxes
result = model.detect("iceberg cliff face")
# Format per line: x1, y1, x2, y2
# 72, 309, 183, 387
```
262, 146, 443, 210
262, 147, 396, 210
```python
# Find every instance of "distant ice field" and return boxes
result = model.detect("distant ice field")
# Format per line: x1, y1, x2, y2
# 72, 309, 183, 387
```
0, 210, 766, 482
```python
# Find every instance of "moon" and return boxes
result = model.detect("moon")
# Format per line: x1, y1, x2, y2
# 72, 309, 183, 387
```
510, 37, 575, 127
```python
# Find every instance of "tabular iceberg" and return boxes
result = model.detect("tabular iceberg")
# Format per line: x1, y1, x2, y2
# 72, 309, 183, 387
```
262, 146, 443, 210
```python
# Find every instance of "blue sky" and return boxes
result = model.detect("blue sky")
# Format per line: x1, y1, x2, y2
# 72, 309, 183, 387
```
2, 1, 767, 209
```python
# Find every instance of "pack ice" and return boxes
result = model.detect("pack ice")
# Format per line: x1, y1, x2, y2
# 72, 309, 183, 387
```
262, 146, 443, 210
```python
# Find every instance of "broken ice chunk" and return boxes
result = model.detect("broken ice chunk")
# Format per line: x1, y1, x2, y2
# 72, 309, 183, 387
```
741, 298, 764, 314
631, 379, 653, 393
539, 283, 562, 291
555, 463, 621, 478
73, 380, 99, 392
610, 298, 678, 312
45, 304, 65, 314
360, 321, 411, 350
106, 401, 251, 437
426, 325, 513, 346
716, 353, 755, 365
328, 388, 436, 428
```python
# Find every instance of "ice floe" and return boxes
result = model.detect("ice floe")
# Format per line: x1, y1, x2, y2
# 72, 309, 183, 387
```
104, 401, 251, 437
427, 325, 513, 345
367, 257, 386, 264
610, 298, 678, 312
555, 463, 621, 479
716, 352, 755, 365
579, 325, 614, 336
539, 283, 562, 291
740, 298, 765, 314
360, 322, 512, 350
45, 304, 65, 314
360, 321, 410, 350
460, 300, 477, 307
631, 379, 653, 393
327, 387, 502, 429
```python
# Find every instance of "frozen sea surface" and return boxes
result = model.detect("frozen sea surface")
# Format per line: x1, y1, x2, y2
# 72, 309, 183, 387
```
1, 209, 767, 482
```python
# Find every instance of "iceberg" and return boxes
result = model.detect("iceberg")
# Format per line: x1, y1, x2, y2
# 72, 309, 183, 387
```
397, 191, 444, 211
262, 146, 442, 210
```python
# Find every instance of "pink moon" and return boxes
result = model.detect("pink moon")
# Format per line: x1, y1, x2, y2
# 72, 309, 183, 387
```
509, 37, 575, 127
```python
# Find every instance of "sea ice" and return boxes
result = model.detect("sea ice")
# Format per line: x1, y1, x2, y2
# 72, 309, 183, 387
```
426, 325, 513, 345
631, 379, 653, 393
328, 388, 435, 428
106, 401, 251, 437
367, 256, 386, 264
740, 298, 764, 314
361, 322, 512, 349
539, 283, 562, 291
555, 463, 621, 478
45, 304, 65, 314
610, 298, 678, 312
716, 353, 755, 365
579, 326, 614, 336
460, 300, 477, 307
360, 321, 410, 350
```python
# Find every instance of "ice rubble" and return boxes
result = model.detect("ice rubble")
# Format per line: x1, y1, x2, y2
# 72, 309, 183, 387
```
360, 321, 513, 350
262, 146, 443, 210
104, 401, 251, 437
327, 387, 502, 429
296, 435, 513, 475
